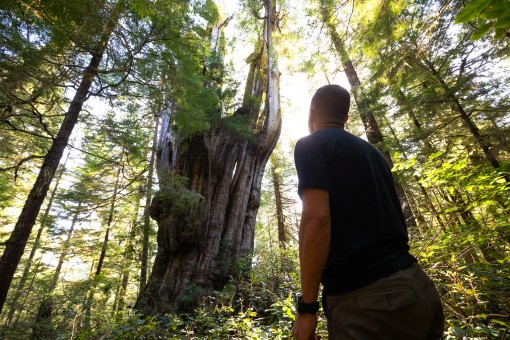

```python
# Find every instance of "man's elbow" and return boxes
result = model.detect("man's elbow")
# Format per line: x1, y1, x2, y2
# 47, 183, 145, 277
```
303, 214, 331, 230
314, 214, 331, 227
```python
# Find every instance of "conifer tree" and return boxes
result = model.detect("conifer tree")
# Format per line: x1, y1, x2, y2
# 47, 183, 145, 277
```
0, 0, 124, 313
316, 0, 417, 226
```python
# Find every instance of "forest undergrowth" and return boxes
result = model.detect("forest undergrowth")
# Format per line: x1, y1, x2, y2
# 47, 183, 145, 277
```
7, 245, 503, 340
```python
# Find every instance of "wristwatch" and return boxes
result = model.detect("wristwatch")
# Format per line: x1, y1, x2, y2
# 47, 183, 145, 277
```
295, 293, 320, 315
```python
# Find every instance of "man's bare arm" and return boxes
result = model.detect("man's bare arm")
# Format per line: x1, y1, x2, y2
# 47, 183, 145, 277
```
299, 188, 331, 303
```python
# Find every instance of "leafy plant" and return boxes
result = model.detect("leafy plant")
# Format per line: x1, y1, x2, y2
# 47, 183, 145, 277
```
455, 0, 510, 40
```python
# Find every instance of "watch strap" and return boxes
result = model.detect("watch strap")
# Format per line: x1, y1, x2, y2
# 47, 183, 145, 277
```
296, 293, 319, 315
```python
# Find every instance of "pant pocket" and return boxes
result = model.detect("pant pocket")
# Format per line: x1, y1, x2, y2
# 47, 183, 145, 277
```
355, 288, 416, 312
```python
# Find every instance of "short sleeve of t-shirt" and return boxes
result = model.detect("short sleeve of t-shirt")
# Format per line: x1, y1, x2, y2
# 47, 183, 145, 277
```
294, 136, 330, 197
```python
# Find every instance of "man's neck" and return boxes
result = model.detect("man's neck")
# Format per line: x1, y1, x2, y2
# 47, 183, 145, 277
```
315, 122, 344, 131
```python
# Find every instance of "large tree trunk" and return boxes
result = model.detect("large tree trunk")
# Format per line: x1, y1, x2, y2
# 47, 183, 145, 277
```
135, 0, 281, 314
0, 2, 122, 313
319, 1, 416, 227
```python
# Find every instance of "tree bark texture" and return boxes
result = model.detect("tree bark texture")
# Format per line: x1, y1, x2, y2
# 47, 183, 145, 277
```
0, 1, 122, 314
319, 2, 416, 227
270, 159, 287, 248
135, 1, 282, 314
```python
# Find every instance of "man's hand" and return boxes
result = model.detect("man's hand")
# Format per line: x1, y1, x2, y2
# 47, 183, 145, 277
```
292, 313, 319, 340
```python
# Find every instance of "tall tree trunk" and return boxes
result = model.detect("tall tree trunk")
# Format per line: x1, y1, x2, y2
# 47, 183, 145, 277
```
4, 150, 70, 325
135, 1, 282, 314
140, 115, 159, 292
319, 1, 416, 227
270, 156, 286, 248
0, 1, 122, 313
95, 229, 110, 277
97, 164, 122, 276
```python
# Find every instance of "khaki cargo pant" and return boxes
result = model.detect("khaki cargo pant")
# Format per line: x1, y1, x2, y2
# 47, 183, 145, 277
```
324, 263, 444, 340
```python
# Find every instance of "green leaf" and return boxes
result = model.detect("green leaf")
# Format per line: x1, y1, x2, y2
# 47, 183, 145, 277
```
494, 15, 510, 28
492, 1, 510, 9
494, 27, 508, 38
493, 319, 510, 328
455, 0, 493, 23
481, 8, 504, 20
428, 151, 444, 160
470, 22, 495, 40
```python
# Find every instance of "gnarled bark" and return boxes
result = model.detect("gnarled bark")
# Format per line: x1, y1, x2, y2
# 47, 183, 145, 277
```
135, 0, 282, 314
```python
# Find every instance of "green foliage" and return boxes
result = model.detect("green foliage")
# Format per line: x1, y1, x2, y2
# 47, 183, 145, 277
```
79, 247, 326, 339
16, 249, 283, 339
0, 0, 67, 191
455, 0, 510, 40
216, 114, 256, 141
155, 174, 205, 216
2, 0, 509, 339
0, 175, 12, 211
393, 146, 510, 337
414, 239, 510, 338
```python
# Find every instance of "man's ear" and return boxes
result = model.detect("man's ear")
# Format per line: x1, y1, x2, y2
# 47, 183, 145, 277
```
308, 107, 316, 133
309, 106, 316, 119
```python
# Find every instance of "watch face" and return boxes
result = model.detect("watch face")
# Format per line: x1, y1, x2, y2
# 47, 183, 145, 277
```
295, 293, 301, 309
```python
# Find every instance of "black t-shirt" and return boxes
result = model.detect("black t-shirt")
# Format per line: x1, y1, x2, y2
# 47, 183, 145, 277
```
294, 127, 416, 296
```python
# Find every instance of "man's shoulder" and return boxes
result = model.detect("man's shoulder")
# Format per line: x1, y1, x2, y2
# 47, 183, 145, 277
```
295, 133, 325, 150
297, 128, 345, 143
310, 128, 368, 148
296, 129, 374, 156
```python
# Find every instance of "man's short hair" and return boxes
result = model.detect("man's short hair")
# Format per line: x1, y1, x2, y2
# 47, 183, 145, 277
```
311, 85, 350, 122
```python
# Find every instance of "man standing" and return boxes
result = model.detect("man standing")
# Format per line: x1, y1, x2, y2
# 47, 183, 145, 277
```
292, 85, 444, 340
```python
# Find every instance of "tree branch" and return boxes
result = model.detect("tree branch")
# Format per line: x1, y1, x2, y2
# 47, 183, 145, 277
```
0, 155, 46, 181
